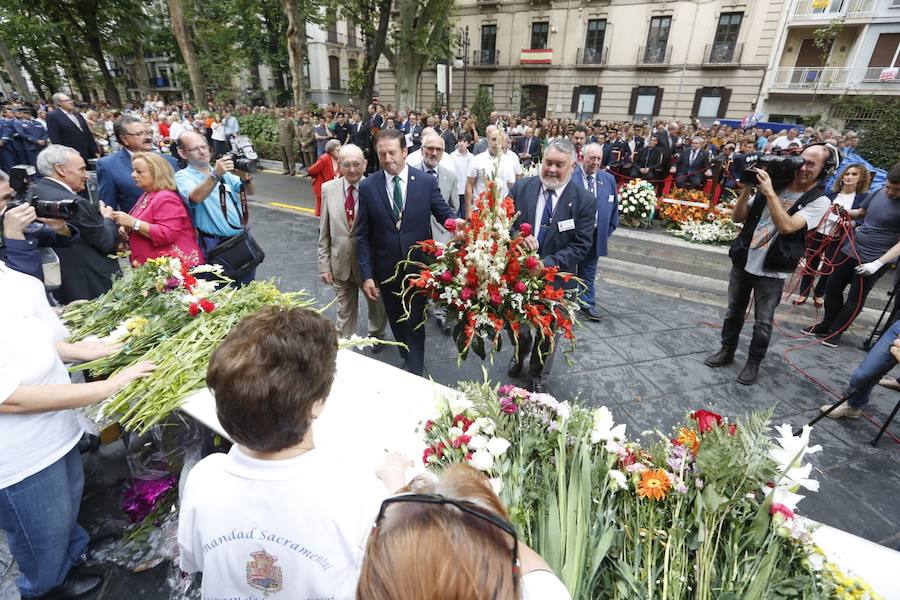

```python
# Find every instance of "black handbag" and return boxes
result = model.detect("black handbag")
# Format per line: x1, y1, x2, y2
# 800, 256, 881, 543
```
203, 180, 265, 280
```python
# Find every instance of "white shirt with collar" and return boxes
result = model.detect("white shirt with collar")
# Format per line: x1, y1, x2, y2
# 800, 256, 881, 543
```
61, 108, 82, 130
46, 177, 77, 195
534, 180, 569, 247
384, 165, 409, 212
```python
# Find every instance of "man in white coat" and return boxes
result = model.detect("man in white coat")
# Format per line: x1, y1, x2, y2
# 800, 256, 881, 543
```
318, 144, 388, 344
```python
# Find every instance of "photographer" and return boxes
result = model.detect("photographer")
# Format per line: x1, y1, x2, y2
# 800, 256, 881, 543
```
0, 167, 77, 282
0, 261, 154, 600
32, 145, 121, 303
704, 144, 834, 385
174, 131, 258, 285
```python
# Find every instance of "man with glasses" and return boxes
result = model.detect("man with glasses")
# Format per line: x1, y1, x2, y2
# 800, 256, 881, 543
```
46, 93, 97, 163
317, 144, 387, 343
175, 131, 257, 284
97, 115, 180, 212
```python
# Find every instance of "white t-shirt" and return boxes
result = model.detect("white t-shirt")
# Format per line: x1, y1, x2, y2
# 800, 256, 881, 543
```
178, 445, 388, 600
521, 570, 572, 600
405, 149, 454, 172
450, 150, 475, 196
816, 192, 856, 236
0, 262, 83, 490
211, 122, 227, 142
468, 151, 521, 201
771, 136, 796, 151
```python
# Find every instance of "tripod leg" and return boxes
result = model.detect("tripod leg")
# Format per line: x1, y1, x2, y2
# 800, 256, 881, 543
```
797, 395, 849, 436
871, 398, 900, 447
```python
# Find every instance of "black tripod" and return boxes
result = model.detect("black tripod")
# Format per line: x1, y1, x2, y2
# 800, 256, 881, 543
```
802, 358, 900, 447
861, 271, 900, 351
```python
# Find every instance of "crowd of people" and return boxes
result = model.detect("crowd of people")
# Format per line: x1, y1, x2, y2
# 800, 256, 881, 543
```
2, 89, 899, 600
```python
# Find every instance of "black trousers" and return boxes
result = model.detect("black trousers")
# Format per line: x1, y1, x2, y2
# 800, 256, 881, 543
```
380, 279, 426, 376
508, 326, 559, 381
822, 251, 887, 334
721, 266, 785, 362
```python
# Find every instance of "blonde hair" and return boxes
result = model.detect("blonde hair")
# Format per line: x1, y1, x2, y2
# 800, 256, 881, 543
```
357, 464, 518, 600
132, 152, 177, 192
833, 164, 871, 196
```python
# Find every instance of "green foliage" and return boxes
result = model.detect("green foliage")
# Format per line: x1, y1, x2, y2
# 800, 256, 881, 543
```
857, 105, 900, 170
813, 18, 844, 65
236, 114, 281, 160
471, 85, 494, 131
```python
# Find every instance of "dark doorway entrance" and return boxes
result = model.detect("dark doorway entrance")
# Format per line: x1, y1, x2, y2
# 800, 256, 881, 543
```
520, 85, 548, 118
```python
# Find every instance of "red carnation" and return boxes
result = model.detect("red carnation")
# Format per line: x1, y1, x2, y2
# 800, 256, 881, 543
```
444, 217, 457, 232
520, 223, 533, 237
728, 423, 738, 436
691, 409, 723, 434
525, 256, 539, 270
461, 287, 474, 301
513, 281, 527, 294
465, 452, 473, 461
199, 298, 215, 313
424, 420, 434, 432
452, 435, 471, 449
188, 302, 201, 317
435, 441, 446, 458
422, 447, 435, 465
440, 271, 453, 283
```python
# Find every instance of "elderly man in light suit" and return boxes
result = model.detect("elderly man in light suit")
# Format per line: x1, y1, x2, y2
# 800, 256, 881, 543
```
318, 144, 387, 344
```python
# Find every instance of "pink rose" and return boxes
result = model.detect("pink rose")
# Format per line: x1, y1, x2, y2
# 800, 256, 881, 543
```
444, 218, 457, 232
441, 271, 453, 283
525, 256, 539, 270
513, 281, 527, 294
520, 223, 533, 236
461, 287, 474, 301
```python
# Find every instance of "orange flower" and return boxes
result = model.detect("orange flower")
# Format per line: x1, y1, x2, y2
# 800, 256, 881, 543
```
676, 428, 701, 454
637, 469, 671, 501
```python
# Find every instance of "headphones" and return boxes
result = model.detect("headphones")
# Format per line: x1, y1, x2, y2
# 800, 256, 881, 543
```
803, 142, 841, 180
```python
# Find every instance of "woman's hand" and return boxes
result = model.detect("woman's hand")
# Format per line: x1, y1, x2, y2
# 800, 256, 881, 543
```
111, 211, 135, 228
62, 339, 124, 362
98, 200, 114, 220
109, 361, 157, 389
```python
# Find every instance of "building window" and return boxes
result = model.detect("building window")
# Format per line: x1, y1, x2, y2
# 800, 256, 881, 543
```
691, 87, 732, 125
710, 13, 742, 63
480, 24, 497, 64
328, 55, 341, 90
629, 86, 663, 120
531, 22, 549, 50
866, 33, 900, 81
583, 19, 606, 64
478, 84, 494, 100
326, 18, 339, 44
571, 85, 601, 118
644, 16, 671, 63
348, 58, 358, 74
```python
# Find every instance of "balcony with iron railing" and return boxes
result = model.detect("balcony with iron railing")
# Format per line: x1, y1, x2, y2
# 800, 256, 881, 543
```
328, 78, 350, 92
575, 46, 609, 67
862, 66, 899, 83
772, 66, 852, 90
472, 49, 500, 66
703, 42, 743, 66
637, 44, 672, 67
789, 0, 876, 22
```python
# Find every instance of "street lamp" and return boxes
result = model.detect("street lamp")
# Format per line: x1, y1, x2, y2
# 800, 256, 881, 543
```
454, 26, 470, 111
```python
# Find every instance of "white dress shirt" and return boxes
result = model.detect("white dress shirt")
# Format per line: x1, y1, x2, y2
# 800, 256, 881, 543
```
534, 182, 569, 246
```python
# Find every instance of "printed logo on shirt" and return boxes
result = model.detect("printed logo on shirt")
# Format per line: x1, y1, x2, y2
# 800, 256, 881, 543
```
246, 550, 283, 596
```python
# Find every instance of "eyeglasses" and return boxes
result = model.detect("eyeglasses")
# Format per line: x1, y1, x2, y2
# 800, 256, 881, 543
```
183, 144, 209, 153
373, 493, 520, 581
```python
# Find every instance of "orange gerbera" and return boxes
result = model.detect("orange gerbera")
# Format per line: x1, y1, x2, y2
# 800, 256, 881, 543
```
676, 427, 701, 454
637, 469, 671, 501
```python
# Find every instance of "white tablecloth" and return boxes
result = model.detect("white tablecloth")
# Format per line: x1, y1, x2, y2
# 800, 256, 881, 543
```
180, 350, 900, 598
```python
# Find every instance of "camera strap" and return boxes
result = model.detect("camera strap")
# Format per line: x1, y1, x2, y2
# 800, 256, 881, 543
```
217, 180, 249, 231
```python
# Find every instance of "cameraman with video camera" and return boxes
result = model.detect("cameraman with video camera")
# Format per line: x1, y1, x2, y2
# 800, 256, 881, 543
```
32, 144, 121, 303
704, 144, 835, 385
0, 166, 77, 283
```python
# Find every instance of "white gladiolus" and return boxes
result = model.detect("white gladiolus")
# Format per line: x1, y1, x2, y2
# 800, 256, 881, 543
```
487, 436, 511, 456
470, 449, 494, 471
468, 434, 489, 450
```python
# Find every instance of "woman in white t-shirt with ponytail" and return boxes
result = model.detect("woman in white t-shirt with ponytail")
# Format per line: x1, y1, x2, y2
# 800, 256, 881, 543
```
795, 164, 871, 307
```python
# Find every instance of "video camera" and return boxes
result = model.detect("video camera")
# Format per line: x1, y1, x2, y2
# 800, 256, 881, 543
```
6, 164, 78, 220
730, 152, 805, 190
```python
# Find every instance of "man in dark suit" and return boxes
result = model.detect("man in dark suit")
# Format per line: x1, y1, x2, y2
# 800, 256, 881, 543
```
32, 144, 119, 303
672, 136, 711, 189
97, 115, 180, 212
356, 128, 457, 376
508, 138, 596, 392
46, 93, 98, 163
571, 143, 619, 321
515, 127, 541, 165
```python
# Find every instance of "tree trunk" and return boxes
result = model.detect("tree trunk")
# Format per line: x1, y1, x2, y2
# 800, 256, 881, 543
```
0, 40, 33, 102
392, 0, 426, 110
261, 2, 288, 103
56, 34, 92, 101
281, 0, 308, 107
167, 0, 206, 105
130, 43, 152, 101
361, 0, 392, 105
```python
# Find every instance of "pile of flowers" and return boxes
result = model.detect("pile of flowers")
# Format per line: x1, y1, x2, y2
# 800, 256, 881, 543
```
420, 379, 881, 599
673, 218, 739, 244
618, 179, 656, 227
659, 187, 716, 224
393, 172, 581, 361
657, 188, 739, 245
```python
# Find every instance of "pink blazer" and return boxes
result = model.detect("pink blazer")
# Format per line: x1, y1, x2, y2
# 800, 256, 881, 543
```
129, 190, 203, 267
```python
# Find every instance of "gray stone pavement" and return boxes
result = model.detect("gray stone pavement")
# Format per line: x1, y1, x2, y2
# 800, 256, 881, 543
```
3, 174, 899, 599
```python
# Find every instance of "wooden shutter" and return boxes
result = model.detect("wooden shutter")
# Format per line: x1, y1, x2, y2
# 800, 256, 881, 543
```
868, 33, 900, 67
691, 88, 704, 117
628, 87, 639, 115
717, 88, 732, 118
593, 87, 602, 113
653, 88, 664, 116
571, 87, 580, 113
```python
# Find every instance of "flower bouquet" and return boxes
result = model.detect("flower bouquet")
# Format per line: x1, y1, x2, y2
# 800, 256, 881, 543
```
393, 173, 581, 362
673, 219, 738, 245
659, 187, 715, 225
618, 179, 656, 227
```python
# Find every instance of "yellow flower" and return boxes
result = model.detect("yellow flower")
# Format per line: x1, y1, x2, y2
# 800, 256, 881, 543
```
637, 468, 671, 501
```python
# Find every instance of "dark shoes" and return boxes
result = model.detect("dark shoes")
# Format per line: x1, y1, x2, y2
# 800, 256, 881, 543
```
802, 323, 830, 338
25, 573, 104, 600
821, 334, 841, 348
508, 354, 525, 378
736, 360, 760, 386
704, 346, 735, 368
529, 377, 546, 393
580, 306, 603, 322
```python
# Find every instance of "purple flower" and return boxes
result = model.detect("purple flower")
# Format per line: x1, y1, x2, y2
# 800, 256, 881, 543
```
666, 444, 689, 472
122, 474, 177, 524
164, 277, 180, 291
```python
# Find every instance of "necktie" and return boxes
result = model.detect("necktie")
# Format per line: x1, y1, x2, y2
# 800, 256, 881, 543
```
345, 184, 355, 227
537, 189, 555, 247
392, 175, 403, 222
427, 168, 436, 177
690, 150, 696, 164
586, 175, 595, 197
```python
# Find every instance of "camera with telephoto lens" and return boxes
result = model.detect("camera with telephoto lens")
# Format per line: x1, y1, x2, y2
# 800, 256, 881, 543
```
730, 152, 805, 190
6, 164, 78, 220
224, 151, 258, 174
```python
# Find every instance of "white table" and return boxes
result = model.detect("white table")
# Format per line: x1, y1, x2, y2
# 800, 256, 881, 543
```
180, 350, 900, 599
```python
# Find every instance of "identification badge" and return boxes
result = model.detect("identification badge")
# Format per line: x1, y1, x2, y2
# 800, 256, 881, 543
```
557, 219, 575, 232
396, 219, 402, 230
608, 194, 615, 204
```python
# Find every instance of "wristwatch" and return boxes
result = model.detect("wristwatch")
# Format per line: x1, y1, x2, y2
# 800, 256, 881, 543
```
133, 219, 141, 233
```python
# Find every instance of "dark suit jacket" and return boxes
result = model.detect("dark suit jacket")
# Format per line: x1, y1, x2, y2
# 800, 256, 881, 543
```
46, 109, 98, 162
675, 148, 711, 177
515, 136, 541, 159
351, 121, 371, 152
355, 166, 456, 284
31, 177, 120, 303
97, 149, 180, 212
509, 176, 595, 278
571, 166, 619, 258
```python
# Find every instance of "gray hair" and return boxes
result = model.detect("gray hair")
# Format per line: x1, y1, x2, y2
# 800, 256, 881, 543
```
51, 92, 69, 105
692, 136, 704, 144
545, 138, 577, 162
113, 114, 145, 144
582, 142, 603, 156
325, 139, 341, 153
421, 133, 444, 149
36, 144, 80, 176
338, 143, 364, 162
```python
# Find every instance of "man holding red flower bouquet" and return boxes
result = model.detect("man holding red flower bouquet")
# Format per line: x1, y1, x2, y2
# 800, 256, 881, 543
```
508, 138, 595, 392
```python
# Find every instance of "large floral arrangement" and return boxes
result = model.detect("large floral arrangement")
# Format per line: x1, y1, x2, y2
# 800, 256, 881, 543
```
659, 187, 716, 224
673, 219, 739, 245
394, 174, 581, 361
618, 179, 656, 227
420, 380, 881, 600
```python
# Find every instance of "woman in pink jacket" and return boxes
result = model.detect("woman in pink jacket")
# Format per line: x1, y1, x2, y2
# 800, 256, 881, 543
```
112, 152, 203, 267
